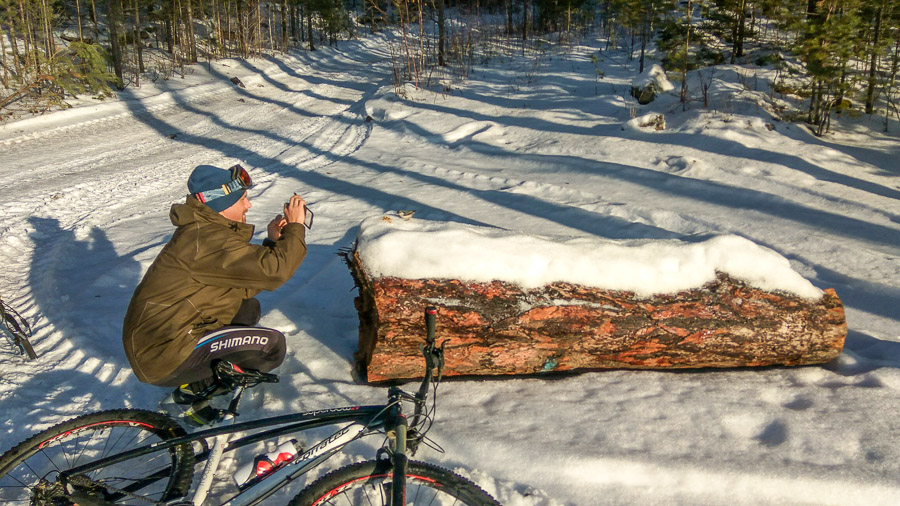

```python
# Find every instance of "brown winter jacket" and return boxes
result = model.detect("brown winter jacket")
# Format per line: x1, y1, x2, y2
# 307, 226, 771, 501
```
122, 196, 307, 385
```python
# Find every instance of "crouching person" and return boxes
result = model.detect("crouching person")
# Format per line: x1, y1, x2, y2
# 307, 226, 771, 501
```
123, 164, 308, 425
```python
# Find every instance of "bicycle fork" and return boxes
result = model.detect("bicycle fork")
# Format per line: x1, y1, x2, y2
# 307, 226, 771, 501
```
387, 416, 409, 506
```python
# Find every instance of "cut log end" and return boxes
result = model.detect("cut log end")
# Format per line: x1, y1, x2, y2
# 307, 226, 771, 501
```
344, 251, 846, 383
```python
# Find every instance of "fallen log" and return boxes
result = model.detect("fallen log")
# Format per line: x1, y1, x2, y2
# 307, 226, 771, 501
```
345, 217, 846, 383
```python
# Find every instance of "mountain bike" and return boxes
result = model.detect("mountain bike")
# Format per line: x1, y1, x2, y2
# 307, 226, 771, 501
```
0, 307, 500, 505
1, 297, 37, 360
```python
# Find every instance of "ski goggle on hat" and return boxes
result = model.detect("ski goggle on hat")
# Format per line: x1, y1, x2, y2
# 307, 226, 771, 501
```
192, 164, 253, 204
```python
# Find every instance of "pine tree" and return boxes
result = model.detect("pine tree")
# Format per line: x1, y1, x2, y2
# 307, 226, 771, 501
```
704, 0, 752, 63
787, 0, 865, 134
862, 0, 897, 114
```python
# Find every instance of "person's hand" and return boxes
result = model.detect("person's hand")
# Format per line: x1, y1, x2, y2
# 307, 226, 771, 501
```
284, 194, 307, 225
267, 214, 287, 241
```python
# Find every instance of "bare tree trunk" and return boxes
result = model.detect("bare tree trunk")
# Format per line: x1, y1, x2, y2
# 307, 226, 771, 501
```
887, 38, 900, 131
437, 0, 445, 66
40, 0, 55, 57
418, 0, 425, 81
639, 17, 647, 73
214, 0, 222, 57
75, 0, 84, 41
107, 0, 125, 88
185, 0, 197, 62
505, 0, 511, 39
307, 7, 315, 51
290, 3, 298, 42
90, 0, 100, 42
255, 0, 261, 57
629, 26, 635, 59
281, 0, 288, 49
18, 0, 36, 72
227, 0, 235, 56
736, 0, 746, 58
522, 0, 528, 41
172, 0, 182, 74
0, 28, 8, 87
865, 0, 885, 114
681, 0, 691, 111
268, 2, 274, 52
6, 20, 23, 77
134, 0, 144, 75
235, 0, 244, 57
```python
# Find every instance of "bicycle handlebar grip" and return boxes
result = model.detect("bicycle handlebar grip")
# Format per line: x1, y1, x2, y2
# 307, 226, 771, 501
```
425, 306, 437, 344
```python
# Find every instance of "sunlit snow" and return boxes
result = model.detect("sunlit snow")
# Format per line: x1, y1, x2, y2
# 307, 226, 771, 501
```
356, 215, 823, 298
1, 32, 898, 506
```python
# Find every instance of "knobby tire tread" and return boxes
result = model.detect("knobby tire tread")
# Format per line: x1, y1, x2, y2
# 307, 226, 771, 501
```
289, 459, 501, 506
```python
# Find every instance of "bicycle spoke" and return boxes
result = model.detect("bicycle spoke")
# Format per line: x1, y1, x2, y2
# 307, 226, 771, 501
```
0, 410, 193, 505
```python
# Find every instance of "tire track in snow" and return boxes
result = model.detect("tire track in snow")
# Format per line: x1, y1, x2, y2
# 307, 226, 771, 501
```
0, 52, 323, 147
0, 82, 240, 147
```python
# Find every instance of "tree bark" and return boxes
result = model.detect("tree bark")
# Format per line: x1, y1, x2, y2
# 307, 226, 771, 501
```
106, 0, 124, 88
0, 28, 7, 87
281, 0, 288, 49
345, 252, 847, 383
75, 0, 84, 41
185, 0, 198, 62
437, 0, 445, 66
865, 0, 885, 115
133, 0, 144, 75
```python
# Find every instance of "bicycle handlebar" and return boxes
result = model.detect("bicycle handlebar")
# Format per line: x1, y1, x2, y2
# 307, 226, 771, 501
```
425, 306, 436, 345
407, 306, 444, 451
417, 307, 441, 399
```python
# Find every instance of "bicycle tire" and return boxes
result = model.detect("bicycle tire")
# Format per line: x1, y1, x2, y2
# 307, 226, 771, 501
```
0, 409, 194, 504
290, 459, 501, 506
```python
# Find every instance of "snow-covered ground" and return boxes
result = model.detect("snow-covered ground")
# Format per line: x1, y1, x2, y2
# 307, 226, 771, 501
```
1, 33, 899, 505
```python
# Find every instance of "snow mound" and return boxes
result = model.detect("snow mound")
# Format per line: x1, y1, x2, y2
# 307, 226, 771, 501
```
632, 64, 675, 93
623, 113, 666, 131
658, 155, 718, 178
355, 214, 823, 299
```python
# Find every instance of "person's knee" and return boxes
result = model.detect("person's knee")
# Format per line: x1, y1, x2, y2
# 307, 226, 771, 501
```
235, 328, 286, 372
264, 330, 286, 366
231, 298, 262, 326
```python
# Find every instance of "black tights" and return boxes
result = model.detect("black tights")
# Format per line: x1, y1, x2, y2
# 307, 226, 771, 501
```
158, 299, 286, 388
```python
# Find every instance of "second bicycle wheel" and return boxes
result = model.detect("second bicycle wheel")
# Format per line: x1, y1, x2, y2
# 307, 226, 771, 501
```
290, 459, 501, 506
0, 409, 194, 504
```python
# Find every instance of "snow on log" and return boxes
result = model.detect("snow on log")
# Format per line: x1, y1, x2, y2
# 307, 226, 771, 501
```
345, 215, 846, 383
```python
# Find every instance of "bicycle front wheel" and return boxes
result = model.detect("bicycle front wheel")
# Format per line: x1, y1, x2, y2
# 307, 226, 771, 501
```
290, 459, 501, 506
0, 409, 194, 504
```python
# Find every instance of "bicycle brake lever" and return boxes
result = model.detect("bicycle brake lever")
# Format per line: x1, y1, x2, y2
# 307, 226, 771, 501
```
433, 340, 446, 382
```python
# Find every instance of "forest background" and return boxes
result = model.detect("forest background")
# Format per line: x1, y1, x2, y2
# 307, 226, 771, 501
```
0, 0, 898, 136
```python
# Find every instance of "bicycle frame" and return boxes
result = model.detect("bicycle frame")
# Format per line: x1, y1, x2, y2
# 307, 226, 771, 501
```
58, 306, 443, 505
58, 400, 398, 505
